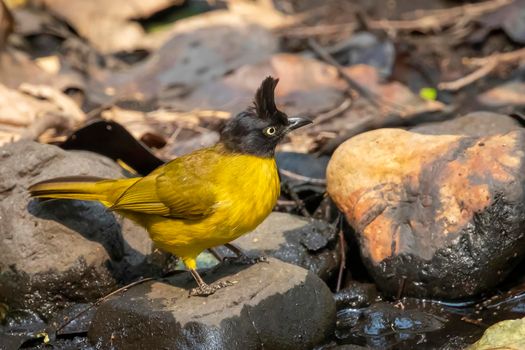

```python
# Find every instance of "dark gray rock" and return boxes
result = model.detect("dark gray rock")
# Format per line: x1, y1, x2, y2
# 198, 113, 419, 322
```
0, 141, 159, 318
323, 345, 368, 350
276, 152, 329, 183
88, 258, 336, 350
334, 282, 378, 309
412, 111, 522, 136
218, 212, 340, 281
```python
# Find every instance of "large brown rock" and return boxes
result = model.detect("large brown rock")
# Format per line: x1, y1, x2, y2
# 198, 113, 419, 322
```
88, 258, 335, 350
0, 141, 158, 318
327, 128, 525, 299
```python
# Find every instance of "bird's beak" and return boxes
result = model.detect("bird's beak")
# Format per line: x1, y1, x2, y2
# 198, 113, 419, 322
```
287, 116, 312, 132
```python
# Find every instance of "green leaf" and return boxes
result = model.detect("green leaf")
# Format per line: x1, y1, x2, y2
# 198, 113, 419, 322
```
419, 87, 437, 101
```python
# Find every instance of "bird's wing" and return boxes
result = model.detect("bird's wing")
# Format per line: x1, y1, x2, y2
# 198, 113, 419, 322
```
110, 151, 217, 219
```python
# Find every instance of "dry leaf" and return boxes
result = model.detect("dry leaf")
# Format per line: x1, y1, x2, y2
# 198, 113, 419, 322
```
161, 53, 347, 117
40, 0, 183, 54
90, 11, 278, 104
0, 83, 85, 145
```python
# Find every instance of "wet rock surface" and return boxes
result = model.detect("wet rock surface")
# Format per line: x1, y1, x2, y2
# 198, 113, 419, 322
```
327, 128, 525, 299
335, 284, 525, 349
88, 258, 336, 350
0, 141, 158, 318
334, 282, 378, 309
216, 212, 340, 281
348, 302, 444, 343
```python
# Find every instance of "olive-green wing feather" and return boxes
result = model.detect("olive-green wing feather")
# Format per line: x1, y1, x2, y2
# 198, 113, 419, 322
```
110, 150, 217, 219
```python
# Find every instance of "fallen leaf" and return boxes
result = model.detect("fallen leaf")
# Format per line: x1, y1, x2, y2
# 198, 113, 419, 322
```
40, 0, 184, 54
0, 82, 85, 145
61, 120, 164, 175
89, 10, 278, 104
161, 53, 347, 117
0, 50, 52, 88
34, 56, 61, 74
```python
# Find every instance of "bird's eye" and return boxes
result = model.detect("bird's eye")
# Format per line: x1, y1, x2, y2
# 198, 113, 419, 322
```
263, 126, 277, 136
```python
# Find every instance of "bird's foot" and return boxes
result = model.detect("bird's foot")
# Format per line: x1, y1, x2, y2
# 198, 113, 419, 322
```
224, 253, 269, 265
189, 280, 234, 297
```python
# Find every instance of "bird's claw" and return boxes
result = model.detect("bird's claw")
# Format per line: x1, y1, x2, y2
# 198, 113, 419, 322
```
189, 280, 234, 297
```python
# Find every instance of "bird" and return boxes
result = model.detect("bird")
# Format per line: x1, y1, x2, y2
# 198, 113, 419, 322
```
29, 77, 312, 296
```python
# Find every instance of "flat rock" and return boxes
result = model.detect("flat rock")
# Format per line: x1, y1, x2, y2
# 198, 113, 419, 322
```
88, 258, 335, 350
217, 212, 340, 281
0, 141, 158, 318
478, 80, 525, 108
91, 12, 277, 103
327, 128, 525, 299
412, 111, 523, 136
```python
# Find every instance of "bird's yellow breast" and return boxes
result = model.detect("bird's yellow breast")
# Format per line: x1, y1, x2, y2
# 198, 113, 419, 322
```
143, 153, 280, 259
213, 154, 280, 239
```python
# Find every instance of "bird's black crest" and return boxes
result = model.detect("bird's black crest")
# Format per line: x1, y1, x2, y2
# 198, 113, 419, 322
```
254, 76, 287, 124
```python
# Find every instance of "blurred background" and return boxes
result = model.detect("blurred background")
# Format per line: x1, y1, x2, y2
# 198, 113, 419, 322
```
1, 0, 524, 156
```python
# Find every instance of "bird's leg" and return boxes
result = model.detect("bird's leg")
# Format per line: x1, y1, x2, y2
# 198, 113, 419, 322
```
188, 269, 233, 297
208, 247, 224, 262
223, 243, 268, 265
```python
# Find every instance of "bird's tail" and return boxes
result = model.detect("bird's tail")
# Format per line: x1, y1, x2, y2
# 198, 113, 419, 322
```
28, 176, 138, 207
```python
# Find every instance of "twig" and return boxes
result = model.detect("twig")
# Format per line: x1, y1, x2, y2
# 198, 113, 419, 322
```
315, 98, 352, 124
19, 83, 85, 123
277, 199, 298, 206
279, 23, 357, 38
396, 276, 407, 300
466, 47, 525, 66
460, 316, 487, 328
438, 60, 498, 91
369, 0, 511, 32
279, 168, 326, 185
336, 226, 347, 292
86, 104, 113, 119
54, 277, 154, 334
439, 47, 525, 91
280, 0, 511, 38
307, 38, 380, 108
208, 247, 224, 261
283, 182, 311, 217
308, 39, 410, 115
20, 111, 69, 141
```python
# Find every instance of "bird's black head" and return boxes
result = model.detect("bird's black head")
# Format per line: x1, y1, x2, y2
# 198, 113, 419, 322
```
220, 77, 312, 157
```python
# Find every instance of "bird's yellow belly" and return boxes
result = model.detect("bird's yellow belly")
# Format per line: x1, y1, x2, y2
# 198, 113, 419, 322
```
140, 156, 280, 260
